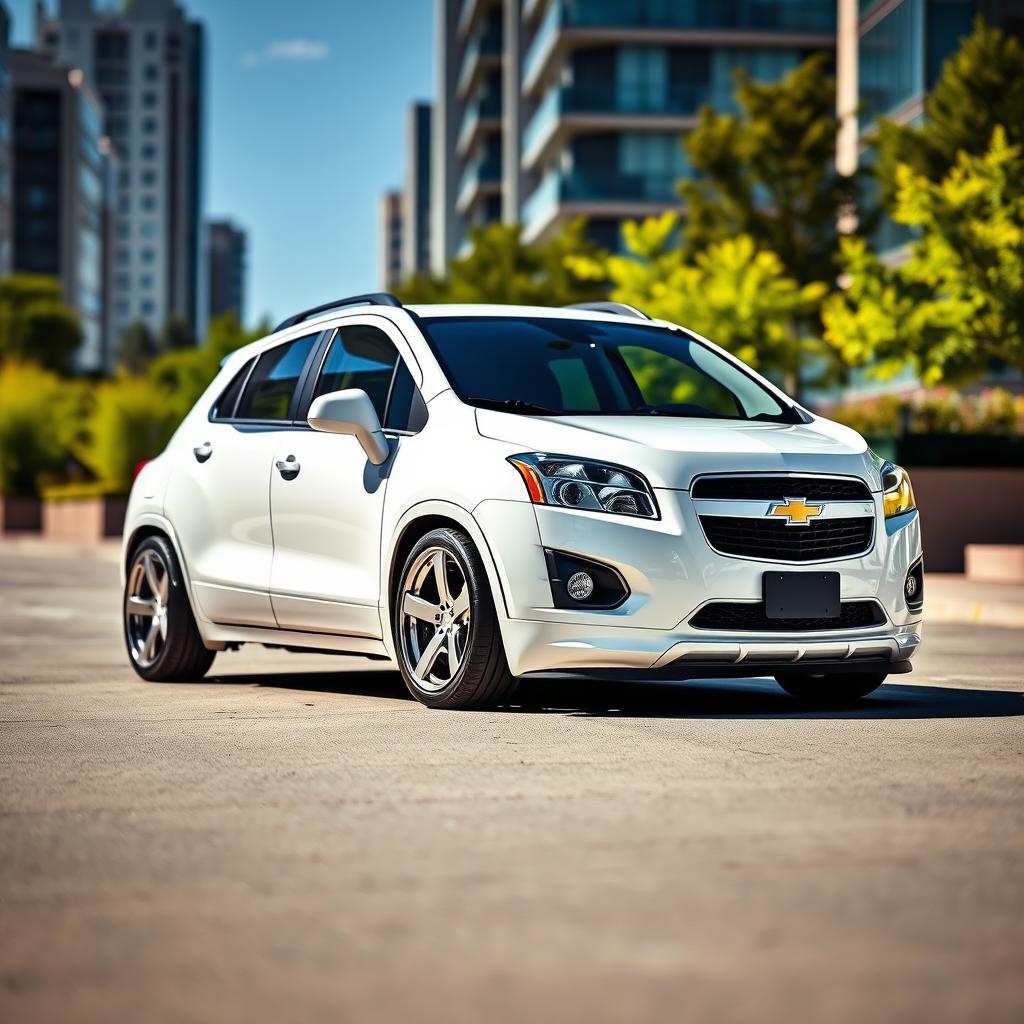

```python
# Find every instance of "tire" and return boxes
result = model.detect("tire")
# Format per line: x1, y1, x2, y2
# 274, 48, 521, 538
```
775, 672, 886, 705
123, 534, 215, 682
393, 527, 518, 709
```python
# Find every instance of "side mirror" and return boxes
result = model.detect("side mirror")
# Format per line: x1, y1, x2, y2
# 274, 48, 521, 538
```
307, 388, 390, 465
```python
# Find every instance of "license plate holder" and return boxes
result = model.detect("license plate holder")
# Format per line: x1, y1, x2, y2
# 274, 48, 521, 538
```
763, 571, 840, 619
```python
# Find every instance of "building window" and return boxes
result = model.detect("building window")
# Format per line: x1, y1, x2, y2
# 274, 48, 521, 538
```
140, 221, 156, 238
140, 299, 155, 316
141, 143, 157, 160
117, 248, 131, 266
144, 63, 159, 82
139, 273, 154, 289
141, 248, 155, 264
143, 91, 158, 109
141, 169, 157, 186
144, 31, 159, 51
141, 195, 156, 212
143, 117, 158, 135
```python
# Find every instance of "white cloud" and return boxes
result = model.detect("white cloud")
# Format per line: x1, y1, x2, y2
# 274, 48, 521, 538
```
241, 39, 330, 67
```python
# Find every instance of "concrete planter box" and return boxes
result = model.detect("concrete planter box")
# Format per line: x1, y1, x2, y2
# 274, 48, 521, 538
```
43, 495, 128, 544
0, 496, 43, 534
909, 467, 1024, 572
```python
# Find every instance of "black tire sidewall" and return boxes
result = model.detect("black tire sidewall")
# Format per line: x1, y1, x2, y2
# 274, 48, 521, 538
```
775, 672, 887, 704
124, 535, 203, 681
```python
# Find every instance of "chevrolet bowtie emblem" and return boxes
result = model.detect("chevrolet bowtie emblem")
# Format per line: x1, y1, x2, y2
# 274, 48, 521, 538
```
769, 496, 824, 526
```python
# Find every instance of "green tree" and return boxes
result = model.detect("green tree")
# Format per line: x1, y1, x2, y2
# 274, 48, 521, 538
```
158, 315, 197, 352
680, 53, 862, 289
0, 274, 82, 373
872, 19, 1024, 209
396, 219, 607, 306
569, 213, 827, 389
823, 128, 1024, 384
117, 320, 159, 372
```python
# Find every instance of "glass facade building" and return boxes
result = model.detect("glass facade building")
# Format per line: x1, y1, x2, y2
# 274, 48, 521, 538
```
433, 0, 835, 267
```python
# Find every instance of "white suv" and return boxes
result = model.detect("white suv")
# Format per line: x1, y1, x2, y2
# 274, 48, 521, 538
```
122, 295, 923, 708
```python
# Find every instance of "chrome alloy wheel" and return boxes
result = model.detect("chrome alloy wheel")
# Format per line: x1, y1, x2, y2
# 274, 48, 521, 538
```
125, 548, 171, 669
398, 546, 472, 692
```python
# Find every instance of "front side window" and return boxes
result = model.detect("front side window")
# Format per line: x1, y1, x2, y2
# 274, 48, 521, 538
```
418, 316, 796, 423
313, 325, 399, 422
236, 335, 318, 421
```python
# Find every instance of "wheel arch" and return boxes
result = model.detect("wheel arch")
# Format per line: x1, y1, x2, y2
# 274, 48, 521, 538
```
383, 501, 511, 661
122, 513, 209, 631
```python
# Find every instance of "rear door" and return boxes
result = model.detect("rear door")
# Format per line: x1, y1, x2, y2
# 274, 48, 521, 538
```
164, 332, 321, 627
269, 318, 425, 635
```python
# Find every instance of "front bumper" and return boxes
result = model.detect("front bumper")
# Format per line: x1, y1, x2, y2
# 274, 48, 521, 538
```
474, 493, 923, 678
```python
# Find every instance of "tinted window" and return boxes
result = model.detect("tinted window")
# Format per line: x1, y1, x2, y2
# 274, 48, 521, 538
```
236, 334, 318, 421
418, 316, 796, 423
385, 360, 426, 432
314, 325, 398, 421
212, 359, 253, 420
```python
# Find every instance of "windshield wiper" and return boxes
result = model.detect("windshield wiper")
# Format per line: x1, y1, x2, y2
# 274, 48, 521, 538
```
464, 397, 560, 416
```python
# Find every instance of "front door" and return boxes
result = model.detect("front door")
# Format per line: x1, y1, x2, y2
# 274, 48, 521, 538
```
269, 319, 417, 635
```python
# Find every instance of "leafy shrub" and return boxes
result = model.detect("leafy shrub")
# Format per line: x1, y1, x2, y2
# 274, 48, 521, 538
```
0, 361, 75, 497
82, 373, 182, 492
827, 388, 1024, 436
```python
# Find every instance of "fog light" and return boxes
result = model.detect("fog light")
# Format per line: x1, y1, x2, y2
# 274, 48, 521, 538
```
904, 559, 924, 612
905, 574, 918, 600
566, 571, 595, 601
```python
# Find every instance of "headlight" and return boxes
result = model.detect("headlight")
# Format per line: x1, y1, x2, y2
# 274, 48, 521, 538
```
881, 462, 916, 518
508, 453, 659, 519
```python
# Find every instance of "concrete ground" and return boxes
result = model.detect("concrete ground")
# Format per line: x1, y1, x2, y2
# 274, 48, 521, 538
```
0, 548, 1021, 1024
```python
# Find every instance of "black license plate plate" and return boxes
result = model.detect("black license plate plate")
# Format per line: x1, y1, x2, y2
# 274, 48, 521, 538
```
763, 571, 840, 619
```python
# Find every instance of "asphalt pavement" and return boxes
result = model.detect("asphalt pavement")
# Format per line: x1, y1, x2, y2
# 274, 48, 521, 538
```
1, 548, 1022, 1024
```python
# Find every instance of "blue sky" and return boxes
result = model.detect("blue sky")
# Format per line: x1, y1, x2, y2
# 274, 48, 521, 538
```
8, 0, 434, 326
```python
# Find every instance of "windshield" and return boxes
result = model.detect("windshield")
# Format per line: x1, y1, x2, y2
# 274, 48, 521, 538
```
417, 316, 798, 423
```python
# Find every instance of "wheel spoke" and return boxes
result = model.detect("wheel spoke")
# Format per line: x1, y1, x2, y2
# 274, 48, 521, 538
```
127, 596, 157, 617
447, 630, 460, 673
452, 585, 470, 622
432, 551, 451, 605
142, 552, 163, 598
414, 628, 445, 679
403, 592, 441, 623
142, 619, 160, 663
158, 614, 168, 641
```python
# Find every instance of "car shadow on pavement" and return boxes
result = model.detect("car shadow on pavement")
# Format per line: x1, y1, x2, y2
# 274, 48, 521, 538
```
204, 669, 1023, 720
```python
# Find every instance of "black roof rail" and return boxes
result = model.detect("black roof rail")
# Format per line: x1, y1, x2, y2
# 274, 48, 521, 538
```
274, 292, 402, 333
564, 301, 651, 321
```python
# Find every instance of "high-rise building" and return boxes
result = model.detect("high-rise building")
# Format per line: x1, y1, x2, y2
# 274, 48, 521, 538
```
35, 0, 205, 343
838, 0, 1024, 254
206, 219, 246, 323
11, 48, 117, 371
379, 190, 403, 290
433, 0, 836, 269
402, 101, 433, 280
0, 3, 12, 275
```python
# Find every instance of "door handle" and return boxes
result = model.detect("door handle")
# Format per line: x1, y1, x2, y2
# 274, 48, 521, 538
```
276, 455, 301, 480
193, 441, 213, 463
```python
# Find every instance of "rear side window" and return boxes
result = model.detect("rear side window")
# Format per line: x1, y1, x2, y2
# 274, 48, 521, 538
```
211, 359, 253, 420
236, 334, 318, 421
313, 325, 399, 421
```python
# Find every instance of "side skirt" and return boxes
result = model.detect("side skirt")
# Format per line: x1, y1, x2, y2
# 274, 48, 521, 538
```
200, 621, 394, 662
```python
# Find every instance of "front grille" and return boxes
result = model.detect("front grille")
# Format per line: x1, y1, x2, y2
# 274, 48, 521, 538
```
692, 475, 871, 501
690, 600, 885, 632
699, 515, 873, 561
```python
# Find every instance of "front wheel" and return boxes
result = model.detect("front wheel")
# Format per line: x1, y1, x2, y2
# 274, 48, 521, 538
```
775, 672, 887, 705
394, 528, 518, 709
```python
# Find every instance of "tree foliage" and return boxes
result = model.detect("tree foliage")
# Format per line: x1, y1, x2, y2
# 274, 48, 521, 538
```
824, 128, 1024, 384
680, 53, 861, 289
396, 219, 607, 306
116, 320, 159, 373
872, 19, 1024, 208
569, 212, 827, 385
0, 275, 82, 374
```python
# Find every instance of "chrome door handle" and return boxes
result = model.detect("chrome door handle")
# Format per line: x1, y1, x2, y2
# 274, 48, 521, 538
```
193, 441, 213, 463
276, 455, 300, 480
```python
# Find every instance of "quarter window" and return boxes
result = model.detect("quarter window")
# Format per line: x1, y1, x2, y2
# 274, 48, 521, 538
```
212, 359, 254, 420
236, 335, 318, 421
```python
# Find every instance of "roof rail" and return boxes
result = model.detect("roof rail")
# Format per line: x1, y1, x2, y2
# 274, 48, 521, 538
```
274, 292, 402, 333
564, 301, 651, 321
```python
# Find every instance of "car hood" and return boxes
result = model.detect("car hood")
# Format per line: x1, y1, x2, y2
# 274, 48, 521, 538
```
475, 409, 880, 491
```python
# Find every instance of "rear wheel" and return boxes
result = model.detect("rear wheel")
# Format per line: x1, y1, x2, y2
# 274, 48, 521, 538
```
124, 535, 214, 682
394, 528, 517, 709
775, 672, 886, 704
